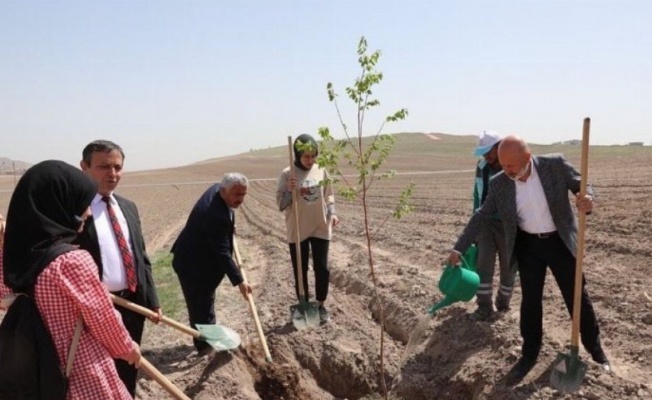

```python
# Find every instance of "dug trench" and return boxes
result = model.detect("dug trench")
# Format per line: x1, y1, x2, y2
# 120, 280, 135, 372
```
138, 230, 514, 400
135, 193, 438, 400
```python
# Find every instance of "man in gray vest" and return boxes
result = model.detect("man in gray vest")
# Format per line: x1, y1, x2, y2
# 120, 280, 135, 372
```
447, 136, 609, 383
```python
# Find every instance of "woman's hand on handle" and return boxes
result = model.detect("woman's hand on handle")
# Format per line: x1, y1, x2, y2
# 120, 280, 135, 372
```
121, 343, 142, 368
286, 177, 297, 192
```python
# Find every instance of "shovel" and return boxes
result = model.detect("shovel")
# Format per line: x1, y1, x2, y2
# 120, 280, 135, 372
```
550, 117, 591, 393
232, 236, 273, 362
287, 136, 320, 329
139, 357, 191, 400
111, 295, 240, 352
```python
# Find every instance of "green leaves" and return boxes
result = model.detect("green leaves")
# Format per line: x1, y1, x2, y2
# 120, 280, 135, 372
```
393, 182, 416, 219
316, 35, 415, 219
357, 36, 368, 56
326, 82, 335, 102
338, 186, 358, 201
386, 108, 408, 122
294, 138, 316, 154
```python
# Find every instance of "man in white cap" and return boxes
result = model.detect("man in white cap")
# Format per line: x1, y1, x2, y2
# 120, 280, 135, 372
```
469, 130, 517, 320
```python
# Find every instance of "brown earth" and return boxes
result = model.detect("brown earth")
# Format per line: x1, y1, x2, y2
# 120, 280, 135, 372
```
1, 133, 651, 400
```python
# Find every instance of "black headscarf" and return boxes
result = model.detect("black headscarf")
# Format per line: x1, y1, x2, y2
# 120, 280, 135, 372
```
3, 160, 97, 292
293, 134, 318, 171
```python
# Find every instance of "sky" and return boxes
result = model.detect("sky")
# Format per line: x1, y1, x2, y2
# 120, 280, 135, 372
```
1, 0, 650, 171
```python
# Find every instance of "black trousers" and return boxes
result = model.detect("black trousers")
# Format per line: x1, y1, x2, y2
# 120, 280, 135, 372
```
112, 291, 146, 397
289, 237, 330, 303
177, 272, 224, 352
515, 230, 602, 360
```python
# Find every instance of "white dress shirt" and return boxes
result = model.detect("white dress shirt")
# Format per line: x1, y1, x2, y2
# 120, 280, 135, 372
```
90, 193, 133, 292
515, 159, 558, 234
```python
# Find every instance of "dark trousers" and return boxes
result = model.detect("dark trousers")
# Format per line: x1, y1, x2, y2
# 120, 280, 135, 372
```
515, 231, 601, 360
476, 218, 517, 309
112, 292, 146, 397
177, 272, 224, 352
289, 237, 330, 303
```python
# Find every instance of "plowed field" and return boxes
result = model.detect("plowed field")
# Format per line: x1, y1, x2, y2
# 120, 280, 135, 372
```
1, 133, 650, 399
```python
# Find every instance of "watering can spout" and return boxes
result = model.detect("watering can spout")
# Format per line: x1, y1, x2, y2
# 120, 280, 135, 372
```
427, 296, 456, 315
427, 262, 481, 316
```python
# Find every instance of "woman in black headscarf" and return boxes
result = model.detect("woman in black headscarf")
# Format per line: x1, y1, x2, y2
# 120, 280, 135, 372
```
3, 160, 97, 291
276, 134, 340, 323
0, 160, 140, 399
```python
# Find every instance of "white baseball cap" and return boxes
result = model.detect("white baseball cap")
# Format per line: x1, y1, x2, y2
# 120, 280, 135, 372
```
474, 130, 501, 156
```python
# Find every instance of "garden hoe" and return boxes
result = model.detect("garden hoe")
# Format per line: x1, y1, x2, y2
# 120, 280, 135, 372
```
287, 136, 320, 330
111, 295, 240, 352
233, 236, 273, 362
549, 117, 591, 393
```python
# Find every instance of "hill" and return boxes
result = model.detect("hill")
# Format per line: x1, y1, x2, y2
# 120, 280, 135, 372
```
194, 131, 651, 176
0, 157, 31, 175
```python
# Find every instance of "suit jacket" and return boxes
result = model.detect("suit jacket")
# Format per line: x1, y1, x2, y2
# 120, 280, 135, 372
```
455, 154, 594, 264
171, 184, 243, 287
76, 195, 160, 310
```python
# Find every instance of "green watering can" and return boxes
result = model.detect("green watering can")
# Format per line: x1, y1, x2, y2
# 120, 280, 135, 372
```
427, 245, 480, 315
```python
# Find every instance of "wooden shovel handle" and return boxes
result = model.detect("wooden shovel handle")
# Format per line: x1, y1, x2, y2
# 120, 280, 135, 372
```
110, 295, 200, 340
139, 357, 191, 400
287, 136, 306, 298
233, 237, 273, 362
570, 117, 590, 347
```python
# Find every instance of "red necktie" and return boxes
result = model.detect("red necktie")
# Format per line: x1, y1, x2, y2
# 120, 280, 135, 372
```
102, 196, 137, 292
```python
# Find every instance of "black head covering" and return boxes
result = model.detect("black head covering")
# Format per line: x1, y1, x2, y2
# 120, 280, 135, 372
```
293, 134, 318, 171
3, 160, 97, 292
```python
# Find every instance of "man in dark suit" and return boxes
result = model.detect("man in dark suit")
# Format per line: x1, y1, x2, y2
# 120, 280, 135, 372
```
171, 173, 252, 356
447, 136, 609, 383
77, 140, 161, 396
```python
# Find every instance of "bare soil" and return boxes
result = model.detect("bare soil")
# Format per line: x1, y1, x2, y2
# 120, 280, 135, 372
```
1, 133, 651, 400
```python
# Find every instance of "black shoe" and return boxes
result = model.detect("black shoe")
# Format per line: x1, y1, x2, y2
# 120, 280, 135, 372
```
590, 348, 608, 363
319, 305, 330, 323
470, 306, 494, 321
506, 357, 537, 384
197, 346, 215, 358
496, 294, 512, 312
599, 362, 612, 374
590, 349, 612, 373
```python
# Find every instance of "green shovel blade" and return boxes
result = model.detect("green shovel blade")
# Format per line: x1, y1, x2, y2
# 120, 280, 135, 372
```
290, 301, 320, 330
549, 349, 588, 393
195, 323, 241, 351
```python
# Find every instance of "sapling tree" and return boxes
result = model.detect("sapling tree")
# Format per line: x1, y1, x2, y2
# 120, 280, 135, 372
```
313, 36, 415, 399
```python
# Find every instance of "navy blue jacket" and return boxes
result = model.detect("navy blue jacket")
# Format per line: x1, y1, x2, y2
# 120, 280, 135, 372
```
171, 184, 243, 287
